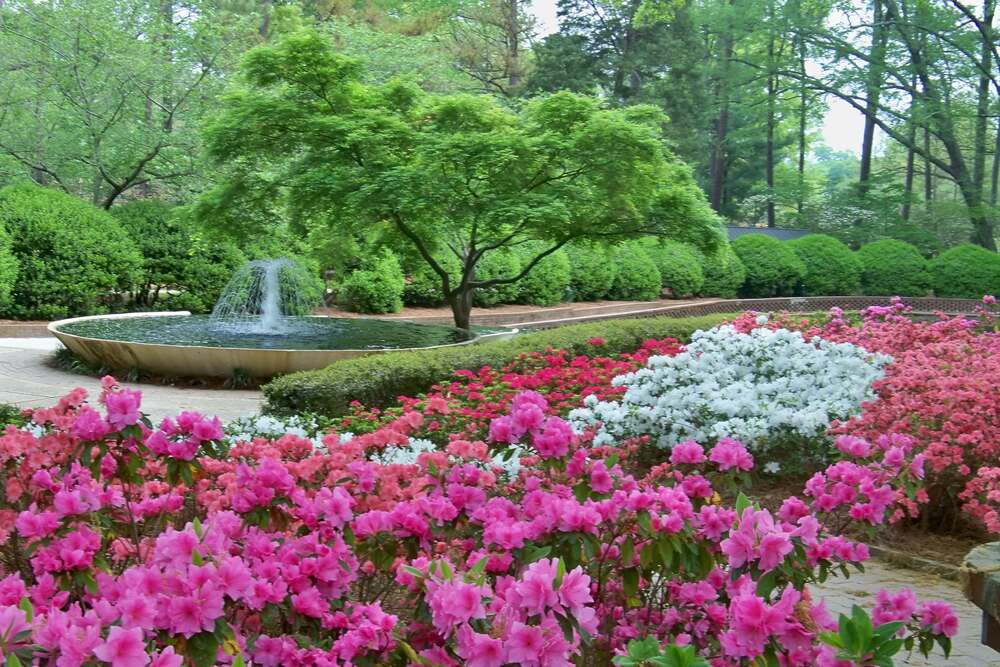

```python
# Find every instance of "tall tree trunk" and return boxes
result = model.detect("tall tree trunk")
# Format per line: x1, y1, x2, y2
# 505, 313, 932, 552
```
766, 65, 776, 227
709, 9, 735, 213
504, 0, 522, 90
858, 0, 886, 199
972, 0, 995, 230
991, 115, 1000, 205
260, 0, 273, 37
924, 125, 933, 210
797, 38, 807, 218
903, 126, 916, 221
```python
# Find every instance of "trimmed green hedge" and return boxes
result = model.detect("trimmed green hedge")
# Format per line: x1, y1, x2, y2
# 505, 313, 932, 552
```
928, 243, 1000, 298
643, 239, 704, 298
515, 244, 571, 306
566, 243, 617, 301
608, 241, 661, 300
787, 234, 861, 296
697, 244, 746, 298
731, 234, 806, 297
856, 239, 929, 296
0, 183, 141, 319
263, 313, 733, 417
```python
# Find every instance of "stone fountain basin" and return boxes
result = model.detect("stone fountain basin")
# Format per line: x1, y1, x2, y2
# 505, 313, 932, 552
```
49, 312, 518, 379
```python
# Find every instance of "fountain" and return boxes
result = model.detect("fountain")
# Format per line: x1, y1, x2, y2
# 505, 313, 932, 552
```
48, 258, 516, 379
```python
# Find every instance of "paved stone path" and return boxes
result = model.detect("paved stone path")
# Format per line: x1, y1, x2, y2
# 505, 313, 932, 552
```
815, 559, 998, 666
0, 338, 262, 421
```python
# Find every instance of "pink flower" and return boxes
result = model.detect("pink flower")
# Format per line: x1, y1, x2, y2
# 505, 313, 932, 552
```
93, 627, 148, 667
670, 441, 706, 465
105, 388, 142, 429
920, 600, 959, 637
515, 559, 560, 615
457, 626, 504, 667
709, 438, 754, 472
149, 647, 182, 667
558, 566, 592, 613
504, 622, 544, 666
757, 532, 793, 571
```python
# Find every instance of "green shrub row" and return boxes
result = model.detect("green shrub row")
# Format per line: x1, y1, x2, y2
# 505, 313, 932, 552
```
263, 313, 733, 417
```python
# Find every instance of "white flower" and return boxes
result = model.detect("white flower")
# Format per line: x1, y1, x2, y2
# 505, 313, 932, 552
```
570, 324, 890, 453
763, 461, 782, 474
756, 314, 769, 325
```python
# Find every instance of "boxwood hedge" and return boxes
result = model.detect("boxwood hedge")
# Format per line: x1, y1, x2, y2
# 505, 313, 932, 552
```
263, 313, 733, 417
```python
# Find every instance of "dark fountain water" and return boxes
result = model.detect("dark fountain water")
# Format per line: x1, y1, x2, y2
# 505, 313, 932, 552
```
59, 259, 475, 350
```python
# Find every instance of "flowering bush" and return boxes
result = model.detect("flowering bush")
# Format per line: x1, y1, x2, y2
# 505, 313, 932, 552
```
0, 379, 956, 666
734, 299, 1000, 530
569, 324, 889, 455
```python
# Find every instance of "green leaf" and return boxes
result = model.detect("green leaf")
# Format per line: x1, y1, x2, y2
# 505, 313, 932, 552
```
188, 631, 219, 667
17, 598, 32, 623
6, 654, 22, 667
623, 568, 639, 599
735, 492, 752, 514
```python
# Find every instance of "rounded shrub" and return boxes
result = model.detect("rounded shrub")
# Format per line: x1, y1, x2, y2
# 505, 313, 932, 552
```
0, 183, 141, 319
642, 238, 704, 298
787, 234, 862, 296
928, 243, 1000, 298
856, 239, 929, 296
0, 222, 17, 311
566, 243, 617, 301
608, 241, 661, 300
402, 253, 462, 307
473, 249, 521, 307
112, 201, 246, 313
731, 234, 806, 297
697, 244, 747, 298
337, 249, 405, 314
515, 243, 571, 306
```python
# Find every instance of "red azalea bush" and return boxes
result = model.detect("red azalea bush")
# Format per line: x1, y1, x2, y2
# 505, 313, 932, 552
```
0, 378, 956, 667
337, 338, 683, 442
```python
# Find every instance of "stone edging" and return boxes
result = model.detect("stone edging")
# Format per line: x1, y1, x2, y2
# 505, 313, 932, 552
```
867, 544, 961, 581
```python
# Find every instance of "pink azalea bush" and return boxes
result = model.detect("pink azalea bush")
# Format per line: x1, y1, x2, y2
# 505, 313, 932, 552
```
732, 298, 1000, 531
0, 378, 956, 666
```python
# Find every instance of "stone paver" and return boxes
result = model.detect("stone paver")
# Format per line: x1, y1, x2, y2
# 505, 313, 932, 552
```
815, 559, 1000, 666
0, 338, 262, 421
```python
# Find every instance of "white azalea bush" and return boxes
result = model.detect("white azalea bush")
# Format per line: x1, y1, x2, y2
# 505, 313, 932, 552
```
569, 323, 891, 457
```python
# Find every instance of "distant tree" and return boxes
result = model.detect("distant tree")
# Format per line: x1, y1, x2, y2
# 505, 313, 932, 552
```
197, 32, 723, 328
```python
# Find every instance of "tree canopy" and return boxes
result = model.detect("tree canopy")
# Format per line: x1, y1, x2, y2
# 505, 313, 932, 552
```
197, 31, 723, 327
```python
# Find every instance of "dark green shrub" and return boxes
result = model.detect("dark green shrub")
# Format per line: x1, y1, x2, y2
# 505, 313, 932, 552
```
856, 239, 929, 296
263, 313, 733, 417
566, 243, 617, 301
337, 249, 404, 313
0, 218, 17, 311
608, 241, 661, 300
0, 183, 141, 319
112, 201, 246, 313
696, 244, 747, 298
928, 243, 1000, 298
642, 238, 704, 298
787, 234, 862, 296
515, 243, 571, 306
731, 234, 806, 297
473, 249, 521, 307
402, 253, 462, 307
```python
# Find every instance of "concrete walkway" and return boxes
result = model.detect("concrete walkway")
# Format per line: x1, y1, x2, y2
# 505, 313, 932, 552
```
815, 559, 996, 666
0, 338, 262, 421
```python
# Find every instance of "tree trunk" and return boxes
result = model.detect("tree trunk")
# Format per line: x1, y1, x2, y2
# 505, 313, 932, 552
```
858, 0, 886, 199
709, 12, 734, 213
902, 127, 915, 221
991, 115, 1000, 206
924, 125, 933, 210
504, 0, 522, 90
765, 30, 777, 228
260, 0, 273, 37
797, 38, 807, 218
448, 288, 474, 330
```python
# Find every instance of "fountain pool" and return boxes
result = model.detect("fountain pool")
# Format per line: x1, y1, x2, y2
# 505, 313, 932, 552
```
48, 259, 515, 378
